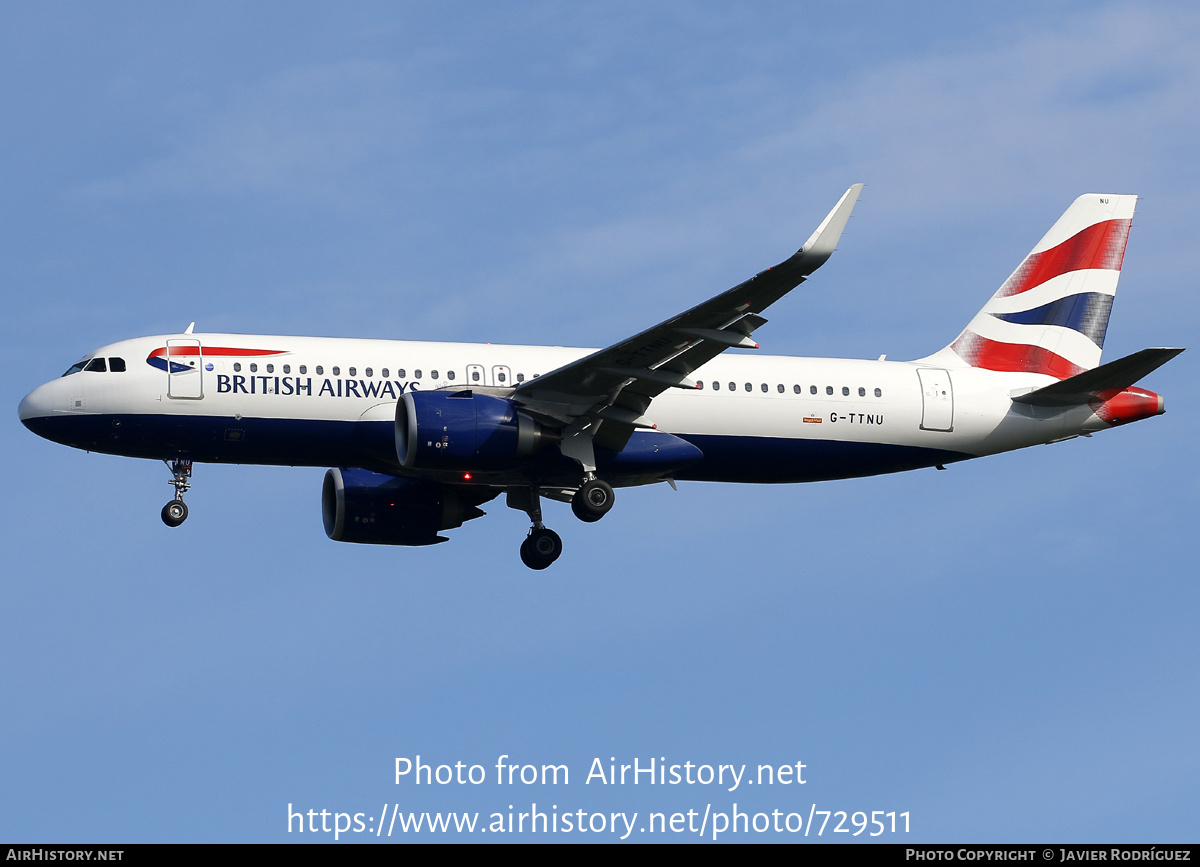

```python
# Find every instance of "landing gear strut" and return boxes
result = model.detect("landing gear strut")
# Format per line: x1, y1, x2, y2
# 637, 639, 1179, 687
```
161, 457, 192, 528
508, 487, 563, 570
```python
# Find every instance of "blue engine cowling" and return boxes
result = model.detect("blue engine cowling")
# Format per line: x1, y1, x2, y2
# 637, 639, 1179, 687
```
321, 468, 488, 546
395, 390, 551, 472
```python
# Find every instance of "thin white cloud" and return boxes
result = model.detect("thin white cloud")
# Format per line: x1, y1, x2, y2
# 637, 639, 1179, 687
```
80, 60, 418, 205
479, 4, 1200, 344
747, 5, 1200, 218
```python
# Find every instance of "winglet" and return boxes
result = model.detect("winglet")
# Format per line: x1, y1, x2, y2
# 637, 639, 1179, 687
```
793, 183, 864, 275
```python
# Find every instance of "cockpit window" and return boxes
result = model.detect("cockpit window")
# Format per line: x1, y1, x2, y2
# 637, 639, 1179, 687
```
61, 359, 89, 377
84, 358, 107, 373
109, 357, 126, 372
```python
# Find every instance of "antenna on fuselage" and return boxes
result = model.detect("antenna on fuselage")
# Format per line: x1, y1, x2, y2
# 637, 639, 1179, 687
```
184, 322, 195, 334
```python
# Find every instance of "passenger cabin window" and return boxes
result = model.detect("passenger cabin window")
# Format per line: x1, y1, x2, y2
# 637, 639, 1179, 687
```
447, 370, 455, 381
472, 370, 481, 382
316, 366, 324, 375
842, 386, 850, 396
266, 363, 274, 373
234, 362, 242, 372
431, 370, 439, 379
85, 358, 107, 373
496, 371, 505, 383
397, 368, 405, 378
365, 368, 373, 377
826, 386, 834, 395
516, 373, 525, 383
858, 387, 866, 397
793, 385, 801, 394
382, 368, 389, 378
414, 370, 422, 379
875, 388, 882, 398
332, 366, 340, 376
283, 364, 291, 374
349, 367, 356, 377
250, 363, 258, 373
109, 358, 126, 372
810, 385, 817, 394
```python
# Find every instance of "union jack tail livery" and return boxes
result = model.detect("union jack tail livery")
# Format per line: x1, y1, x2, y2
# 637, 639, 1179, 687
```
940, 193, 1136, 379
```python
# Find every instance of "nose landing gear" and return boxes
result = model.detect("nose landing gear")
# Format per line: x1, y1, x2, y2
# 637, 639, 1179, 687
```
161, 457, 192, 527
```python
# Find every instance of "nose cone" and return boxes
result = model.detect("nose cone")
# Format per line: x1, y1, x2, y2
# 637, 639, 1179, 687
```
19, 381, 57, 439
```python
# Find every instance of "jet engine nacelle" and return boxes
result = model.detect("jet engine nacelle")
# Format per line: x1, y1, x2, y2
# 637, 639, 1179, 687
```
395, 390, 552, 472
322, 467, 486, 546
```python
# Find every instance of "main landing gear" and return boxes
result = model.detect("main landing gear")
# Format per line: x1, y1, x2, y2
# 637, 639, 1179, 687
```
509, 477, 616, 570
520, 527, 563, 571
571, 478, 614, 523
161, 457, 192, 528
509, 488, 562, 570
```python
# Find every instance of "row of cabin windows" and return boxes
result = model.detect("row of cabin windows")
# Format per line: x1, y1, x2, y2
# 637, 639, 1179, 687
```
69, 353, 883, 400
229, 362, 532, 383
223, 360, 881, 399
232, 362, 447, 379
699, 381, 884, 398
56, 356, 882, 400
62, 357, 126, 376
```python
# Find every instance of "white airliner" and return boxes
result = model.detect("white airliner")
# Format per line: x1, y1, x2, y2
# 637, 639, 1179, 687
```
19, 186, 1181, 568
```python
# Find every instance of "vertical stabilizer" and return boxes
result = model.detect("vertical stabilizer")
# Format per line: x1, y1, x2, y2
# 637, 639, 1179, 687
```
927, 194, 1136, 378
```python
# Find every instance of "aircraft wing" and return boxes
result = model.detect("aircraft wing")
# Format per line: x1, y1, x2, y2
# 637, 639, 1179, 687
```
511, 184, 863, 452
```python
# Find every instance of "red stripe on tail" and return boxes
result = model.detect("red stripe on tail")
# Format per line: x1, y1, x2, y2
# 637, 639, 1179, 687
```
952, 331, 1086, 379
997, 218, 1131, 298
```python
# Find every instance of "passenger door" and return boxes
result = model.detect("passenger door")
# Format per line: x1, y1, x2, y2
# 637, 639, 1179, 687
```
166, 338, 204, 400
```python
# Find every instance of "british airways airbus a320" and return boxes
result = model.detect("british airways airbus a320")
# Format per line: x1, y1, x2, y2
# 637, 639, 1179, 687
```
19, 186, 1182, 569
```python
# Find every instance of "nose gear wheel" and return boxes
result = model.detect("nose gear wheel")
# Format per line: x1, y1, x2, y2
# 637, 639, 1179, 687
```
161, 457, 193, 527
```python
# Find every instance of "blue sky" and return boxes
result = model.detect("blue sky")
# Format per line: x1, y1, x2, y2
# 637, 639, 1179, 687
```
2, 1, 1197, 843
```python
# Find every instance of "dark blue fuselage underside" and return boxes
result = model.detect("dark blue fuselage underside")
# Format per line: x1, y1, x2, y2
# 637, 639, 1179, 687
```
24, 413, 972, 485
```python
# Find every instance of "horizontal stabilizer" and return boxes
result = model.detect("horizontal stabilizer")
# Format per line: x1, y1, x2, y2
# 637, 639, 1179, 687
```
1012, 347, 1184, 406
